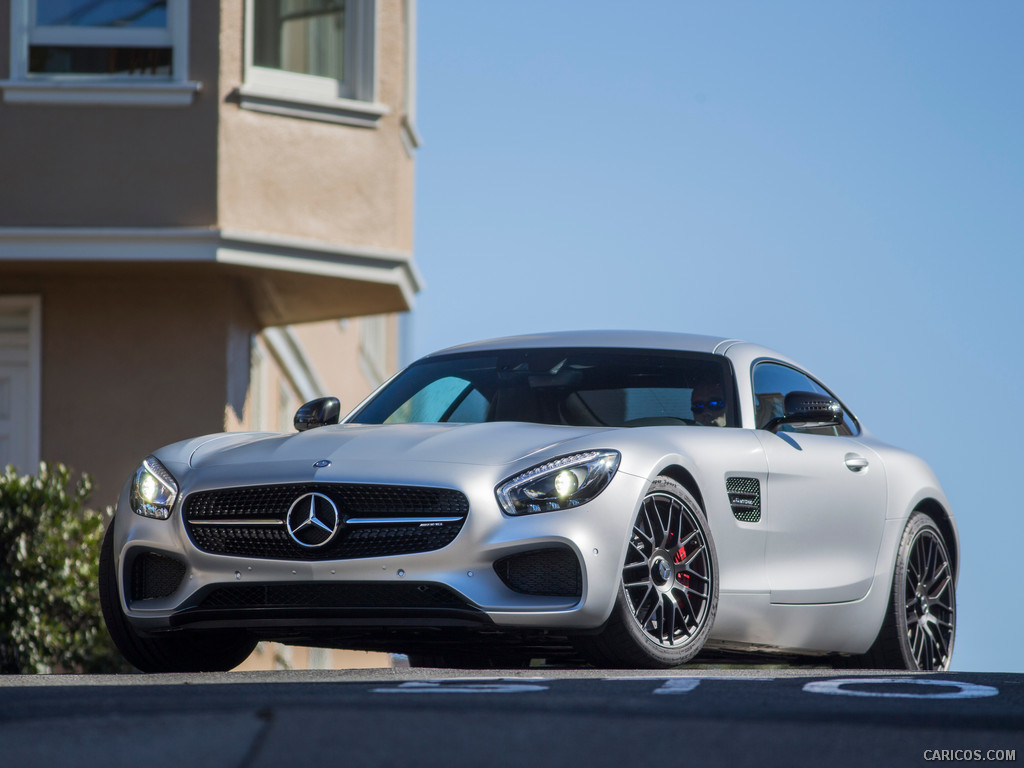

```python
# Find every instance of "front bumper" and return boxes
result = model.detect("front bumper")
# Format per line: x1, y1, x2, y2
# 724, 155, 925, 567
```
113, 460, 648, 638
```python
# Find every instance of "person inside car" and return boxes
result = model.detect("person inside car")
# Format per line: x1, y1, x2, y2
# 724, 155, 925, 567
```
690, 382, 727, 427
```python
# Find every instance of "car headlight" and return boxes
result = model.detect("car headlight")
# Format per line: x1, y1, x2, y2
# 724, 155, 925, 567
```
130, 456, 179, 520
496, 450, 620, 516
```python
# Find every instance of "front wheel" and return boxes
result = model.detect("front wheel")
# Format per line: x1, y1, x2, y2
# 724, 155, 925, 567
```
858, 512, 956, 671
99, 522, 257, 673
577, 477, 718, 668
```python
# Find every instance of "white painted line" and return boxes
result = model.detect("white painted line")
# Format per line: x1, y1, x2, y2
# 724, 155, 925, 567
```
602, 676, 775, 694
373, 679, 549, 694
803, 678, 999, 700
653, 678, 701, 695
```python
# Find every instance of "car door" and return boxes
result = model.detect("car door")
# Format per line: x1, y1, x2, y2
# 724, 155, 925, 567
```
752, 362, 887, 604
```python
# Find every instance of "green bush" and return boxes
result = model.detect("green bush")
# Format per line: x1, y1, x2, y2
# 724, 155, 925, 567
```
0, 462, 128, 674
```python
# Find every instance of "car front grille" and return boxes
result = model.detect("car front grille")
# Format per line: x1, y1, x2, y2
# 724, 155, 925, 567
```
183, 483, 468, 561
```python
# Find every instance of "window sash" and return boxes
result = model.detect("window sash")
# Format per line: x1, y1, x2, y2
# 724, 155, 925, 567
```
244, 0, 374, 103
9, 0, 187, 81
29, 27, 172, 47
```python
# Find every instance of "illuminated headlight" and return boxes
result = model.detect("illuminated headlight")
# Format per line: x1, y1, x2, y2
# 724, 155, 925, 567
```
497, 451, 620, 516
130, 456, 178, 520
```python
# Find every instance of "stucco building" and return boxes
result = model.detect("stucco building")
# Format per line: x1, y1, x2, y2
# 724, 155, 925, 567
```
0, 0, 421, 508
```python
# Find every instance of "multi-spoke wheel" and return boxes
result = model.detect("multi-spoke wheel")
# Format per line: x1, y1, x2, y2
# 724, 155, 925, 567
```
856, 512, 956, 671
576, 477, 718, 668
900, 516, 956, 670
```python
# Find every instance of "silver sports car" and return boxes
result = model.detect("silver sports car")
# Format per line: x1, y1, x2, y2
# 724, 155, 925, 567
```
100, 331, 958, 672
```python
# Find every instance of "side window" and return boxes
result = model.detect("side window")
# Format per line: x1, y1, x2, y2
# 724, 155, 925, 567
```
752, 362, 856, 436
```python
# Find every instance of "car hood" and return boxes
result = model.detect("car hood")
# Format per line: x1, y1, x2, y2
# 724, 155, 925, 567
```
188, 422, 617, 471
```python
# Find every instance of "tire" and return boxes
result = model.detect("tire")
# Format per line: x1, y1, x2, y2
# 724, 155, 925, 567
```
577, 477, 718, 668
99, 522, 257, 673
857, 512, 956, 671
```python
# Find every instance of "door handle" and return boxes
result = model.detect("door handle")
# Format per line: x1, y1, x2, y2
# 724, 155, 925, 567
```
844, 454, 869, 472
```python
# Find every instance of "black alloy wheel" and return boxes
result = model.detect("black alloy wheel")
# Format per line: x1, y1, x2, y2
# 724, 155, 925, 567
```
576, 477, 718, 668
853, 512, 956, 671
901, 520, 956, 670
623, 486, 714, 649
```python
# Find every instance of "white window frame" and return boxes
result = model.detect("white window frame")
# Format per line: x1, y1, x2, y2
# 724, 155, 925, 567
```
399, 0, 419, 156
0, 295, 41, 473
1, 0, 200, 106
239, 0, 389, 128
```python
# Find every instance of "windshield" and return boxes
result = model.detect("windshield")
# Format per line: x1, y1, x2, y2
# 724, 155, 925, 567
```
348, 348, 737, 428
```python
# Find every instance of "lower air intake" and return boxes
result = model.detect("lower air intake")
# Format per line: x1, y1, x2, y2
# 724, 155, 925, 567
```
130, 552, 186, 602
494, 548, 582, 597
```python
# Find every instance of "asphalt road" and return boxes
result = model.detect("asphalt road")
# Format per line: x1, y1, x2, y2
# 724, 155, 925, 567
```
1, 668, 1022, 768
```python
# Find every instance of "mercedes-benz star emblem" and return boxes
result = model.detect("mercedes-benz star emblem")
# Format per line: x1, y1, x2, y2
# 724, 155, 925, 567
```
286, 492, 340, 548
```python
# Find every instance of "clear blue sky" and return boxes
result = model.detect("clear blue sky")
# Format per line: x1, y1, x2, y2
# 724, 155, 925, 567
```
410, 2, 1024, 672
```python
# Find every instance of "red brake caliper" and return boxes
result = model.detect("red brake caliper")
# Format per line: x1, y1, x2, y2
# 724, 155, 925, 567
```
674, 545, 689, 586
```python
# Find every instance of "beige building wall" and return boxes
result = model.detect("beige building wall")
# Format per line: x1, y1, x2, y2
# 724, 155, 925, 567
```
1, 1, 416, 500
228, 315, 399, 435
0, 2, 221, 227
291, 315, 399, 404
1, 267, 258, 504
217, 1, 416, 251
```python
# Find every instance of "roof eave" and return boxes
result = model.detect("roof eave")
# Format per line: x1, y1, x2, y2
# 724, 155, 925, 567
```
0, 226, 422, 326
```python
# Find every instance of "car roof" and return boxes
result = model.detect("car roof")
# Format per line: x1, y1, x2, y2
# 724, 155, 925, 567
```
426, 330, 744, 358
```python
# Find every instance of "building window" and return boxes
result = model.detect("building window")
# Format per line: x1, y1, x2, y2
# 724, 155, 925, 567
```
253, 1, 350, 89
29, 0, 172, 76
2, 0, 199, 105
240, 0, 387, 127
0, 296, 41, 474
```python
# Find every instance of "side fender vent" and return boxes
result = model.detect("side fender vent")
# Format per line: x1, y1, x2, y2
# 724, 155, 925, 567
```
726, 477, 761, 523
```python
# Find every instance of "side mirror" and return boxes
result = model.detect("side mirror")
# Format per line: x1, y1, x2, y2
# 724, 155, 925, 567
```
764, 391, 843, 433
294, 397, 341, 432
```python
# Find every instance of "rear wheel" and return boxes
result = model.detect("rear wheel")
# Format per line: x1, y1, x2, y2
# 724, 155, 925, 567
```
577, 477, 718, 668
99, 522, 257, 673
857, 512, 956, 670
